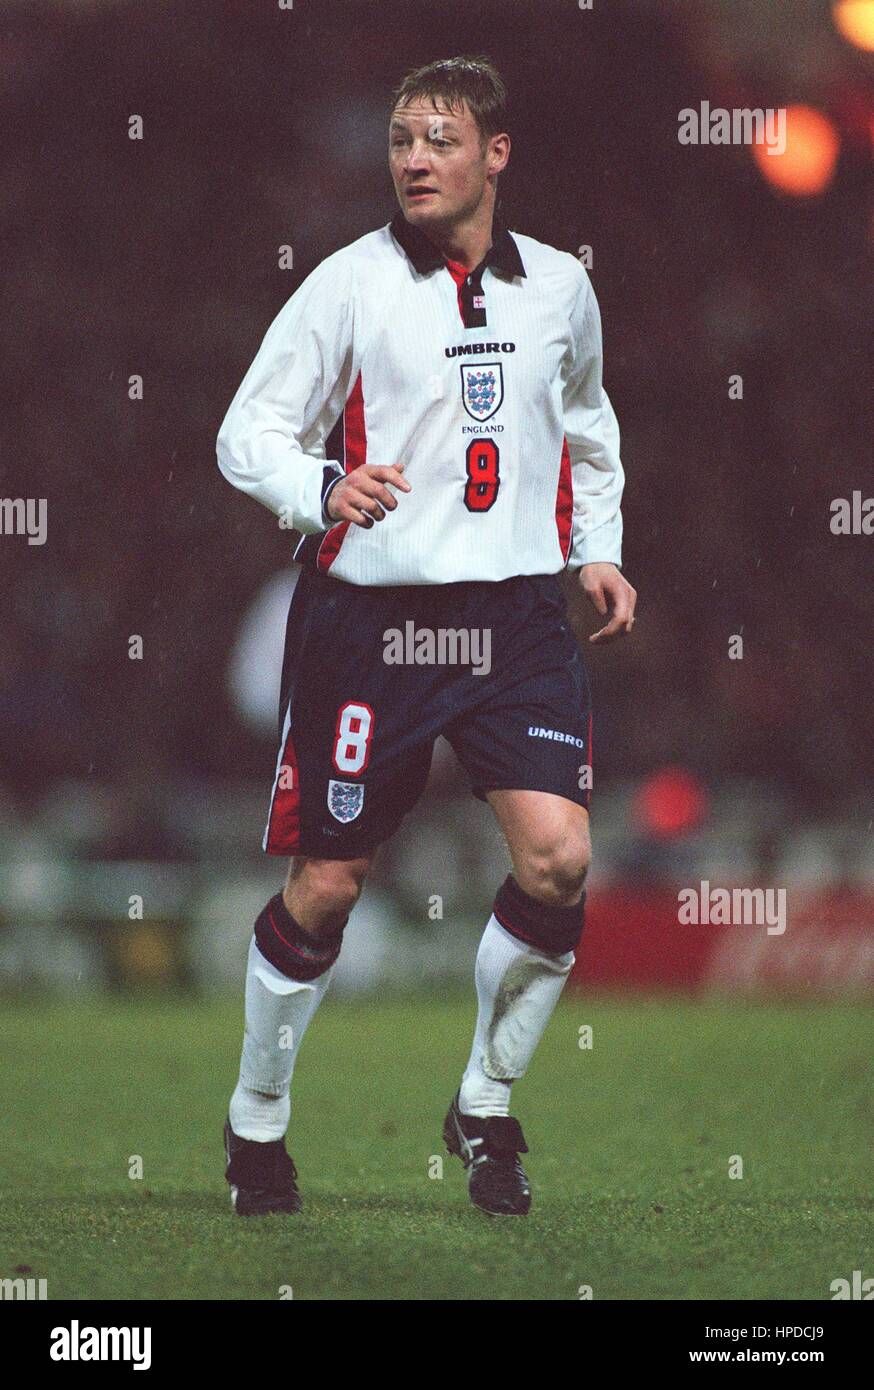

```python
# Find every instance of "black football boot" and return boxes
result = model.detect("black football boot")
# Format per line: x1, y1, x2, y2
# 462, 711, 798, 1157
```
443, 1092, 532, 1216
224, 1117, 302, 1216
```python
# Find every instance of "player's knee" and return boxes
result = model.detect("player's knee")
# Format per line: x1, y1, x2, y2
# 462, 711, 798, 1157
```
523, 834, 590, 907
285, 856, 369, 929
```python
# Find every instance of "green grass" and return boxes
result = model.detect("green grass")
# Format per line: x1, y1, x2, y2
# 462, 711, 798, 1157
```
0, 993, 871, 1300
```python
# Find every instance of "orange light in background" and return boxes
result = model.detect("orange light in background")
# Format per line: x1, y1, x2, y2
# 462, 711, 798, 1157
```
633, 768, 708, 839
833, 0, 874, 51
753, 104, 840, 197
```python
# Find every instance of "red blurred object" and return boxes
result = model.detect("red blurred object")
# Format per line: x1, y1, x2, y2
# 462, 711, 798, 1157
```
575, 886, 712, 991
633, 767, 708, 839
753, 105, 840, 197
571, 886, 874, 997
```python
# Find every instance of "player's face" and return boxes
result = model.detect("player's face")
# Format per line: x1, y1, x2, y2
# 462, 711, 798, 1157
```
389, 98, 503, 228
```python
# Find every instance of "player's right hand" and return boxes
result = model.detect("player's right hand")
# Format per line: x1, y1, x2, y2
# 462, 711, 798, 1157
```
326, 463, 412, 528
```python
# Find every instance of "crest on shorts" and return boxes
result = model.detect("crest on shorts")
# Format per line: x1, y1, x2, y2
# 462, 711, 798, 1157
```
460, 363, 503, 421
327, 779, 365, 823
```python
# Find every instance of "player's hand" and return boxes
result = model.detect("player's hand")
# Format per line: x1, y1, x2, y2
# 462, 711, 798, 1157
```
326, 463, 412, 528
579, 562, 637, 643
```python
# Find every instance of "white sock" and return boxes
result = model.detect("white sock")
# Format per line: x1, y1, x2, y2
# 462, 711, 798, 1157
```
229, 936, 334, 1142
459, 915, 574, 1118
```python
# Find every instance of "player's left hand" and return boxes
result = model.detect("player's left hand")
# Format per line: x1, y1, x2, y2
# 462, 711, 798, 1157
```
579, 562, 637, 644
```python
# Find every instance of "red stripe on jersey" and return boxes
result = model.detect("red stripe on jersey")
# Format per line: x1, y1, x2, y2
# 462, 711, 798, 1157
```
264, 732, 301, 854
444, 258, 468, 323
317, 372, 368, 573
555, 435, 573, 563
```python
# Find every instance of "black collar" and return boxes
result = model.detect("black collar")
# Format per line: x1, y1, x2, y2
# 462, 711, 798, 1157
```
389, 210, 526, 280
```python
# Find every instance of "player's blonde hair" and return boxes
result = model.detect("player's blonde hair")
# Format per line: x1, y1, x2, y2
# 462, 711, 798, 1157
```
391, 55, 508, 150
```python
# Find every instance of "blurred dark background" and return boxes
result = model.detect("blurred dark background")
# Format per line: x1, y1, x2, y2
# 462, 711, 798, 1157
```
1, 0, 872, 992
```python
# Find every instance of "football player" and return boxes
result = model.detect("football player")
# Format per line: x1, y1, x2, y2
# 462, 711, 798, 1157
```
217, 55, 636, 1217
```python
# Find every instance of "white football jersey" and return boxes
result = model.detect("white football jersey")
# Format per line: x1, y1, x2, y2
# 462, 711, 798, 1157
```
217, 213, 624, 586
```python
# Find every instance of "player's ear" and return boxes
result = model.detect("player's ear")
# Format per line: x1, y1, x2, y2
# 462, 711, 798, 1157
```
488, 133, 510, 176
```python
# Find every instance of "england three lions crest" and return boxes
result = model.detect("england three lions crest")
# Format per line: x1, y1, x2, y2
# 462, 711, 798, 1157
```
327, 779, 365, 823
460, 363, 503, 422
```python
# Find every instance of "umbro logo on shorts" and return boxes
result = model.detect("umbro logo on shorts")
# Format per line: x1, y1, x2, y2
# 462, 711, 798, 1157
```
527, 726, 587, 749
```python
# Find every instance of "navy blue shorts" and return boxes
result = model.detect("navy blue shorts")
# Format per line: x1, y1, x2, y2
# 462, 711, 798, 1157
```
263, 568, 592, 859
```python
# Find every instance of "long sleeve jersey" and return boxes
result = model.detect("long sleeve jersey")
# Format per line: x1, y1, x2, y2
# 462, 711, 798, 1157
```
217, 211, 624, 586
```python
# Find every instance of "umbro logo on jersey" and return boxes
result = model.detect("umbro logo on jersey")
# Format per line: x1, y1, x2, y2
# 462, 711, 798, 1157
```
528, 726, 587, 749
445, 341, 516, 357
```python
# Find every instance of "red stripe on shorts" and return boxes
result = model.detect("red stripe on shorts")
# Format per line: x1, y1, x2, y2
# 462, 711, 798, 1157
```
264, 731, 301, 854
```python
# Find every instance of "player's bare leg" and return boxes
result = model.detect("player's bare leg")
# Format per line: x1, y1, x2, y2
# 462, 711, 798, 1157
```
488, 790, 591, 907
445, 791, 589, 1215
225, 855, 370, 1214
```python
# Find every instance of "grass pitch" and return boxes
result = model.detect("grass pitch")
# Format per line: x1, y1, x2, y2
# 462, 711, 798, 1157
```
0, 992, 871, 1300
